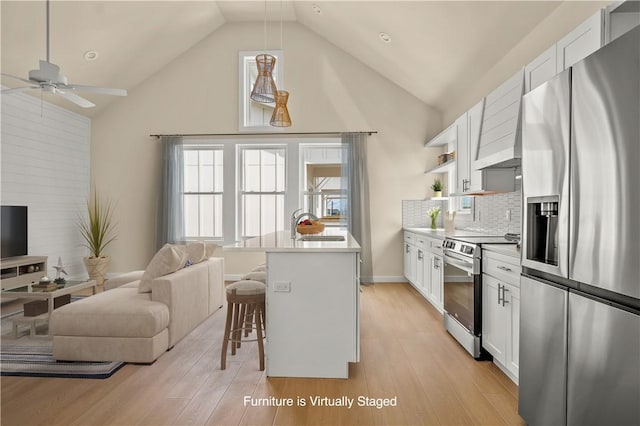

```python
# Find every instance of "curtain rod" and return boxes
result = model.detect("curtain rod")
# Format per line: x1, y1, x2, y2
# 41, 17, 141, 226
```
149, 131, 377, 138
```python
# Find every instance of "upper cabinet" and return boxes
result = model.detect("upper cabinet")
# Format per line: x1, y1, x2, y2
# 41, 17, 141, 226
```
525, 45, 557, 93
556, 10, 604, 73
474, 68, 525, 170
605, 0, 640, 44
525, 9, 605, 94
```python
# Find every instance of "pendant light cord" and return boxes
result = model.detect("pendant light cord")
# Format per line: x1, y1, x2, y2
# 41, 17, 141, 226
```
263, 0, 267, 51
46, 0, 50, 62
280, 0, 283, 50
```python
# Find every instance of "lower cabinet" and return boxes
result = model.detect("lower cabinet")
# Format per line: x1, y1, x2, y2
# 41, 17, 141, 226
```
482, 273, 521, 382
403, 231, 443, 313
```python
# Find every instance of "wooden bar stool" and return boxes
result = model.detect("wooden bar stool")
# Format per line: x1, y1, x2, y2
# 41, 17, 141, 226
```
221, 280, 266, 371
238, 271, 267, 338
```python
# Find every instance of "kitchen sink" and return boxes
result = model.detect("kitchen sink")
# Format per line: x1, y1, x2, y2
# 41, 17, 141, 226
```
298, 235, 345, 242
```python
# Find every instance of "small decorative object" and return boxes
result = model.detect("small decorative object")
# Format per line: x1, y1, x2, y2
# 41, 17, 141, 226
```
427, 207, 441, 230
296, 219, 325, 234
270, 90, 292, 127
53, 256, 68, 283
27, 265, 35, 273
444, 211, 456, 233
34, 265, 40, 272
431, 178, 444, 198
39, 276, 51, 285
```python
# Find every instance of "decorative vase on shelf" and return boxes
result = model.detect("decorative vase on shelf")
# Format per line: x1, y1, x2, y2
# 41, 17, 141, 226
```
433, 191, 442, 198
431, 217, 437, 229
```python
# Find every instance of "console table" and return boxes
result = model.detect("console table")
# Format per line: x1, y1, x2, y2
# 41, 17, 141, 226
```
0, 256, 48, 291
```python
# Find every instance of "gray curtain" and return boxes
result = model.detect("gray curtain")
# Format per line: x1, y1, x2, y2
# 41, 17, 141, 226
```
342, 132, 373, 284
156, 136, 184, 249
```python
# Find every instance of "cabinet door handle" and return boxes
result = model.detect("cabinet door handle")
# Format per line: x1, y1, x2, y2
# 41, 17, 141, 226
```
497, 283, 503, 305
502, 287, 510, 306
497, 266, 513, 272
405, 244, 410, 253
418, 250, 423, 260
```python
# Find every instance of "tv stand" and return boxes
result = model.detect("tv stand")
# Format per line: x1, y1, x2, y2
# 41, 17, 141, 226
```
0, 256, 48, 291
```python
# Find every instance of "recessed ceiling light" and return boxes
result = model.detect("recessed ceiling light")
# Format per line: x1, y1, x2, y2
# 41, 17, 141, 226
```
84, 50, 98, 61
379, 32, 391, 43
311, 4, 322, 14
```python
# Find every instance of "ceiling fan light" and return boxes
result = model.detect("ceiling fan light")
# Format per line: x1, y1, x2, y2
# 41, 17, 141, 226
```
250, 54, 277, 104
270, 90, 291, 127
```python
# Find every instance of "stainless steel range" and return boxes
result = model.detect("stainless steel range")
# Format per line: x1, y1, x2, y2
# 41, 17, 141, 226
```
442, 235, 518, 359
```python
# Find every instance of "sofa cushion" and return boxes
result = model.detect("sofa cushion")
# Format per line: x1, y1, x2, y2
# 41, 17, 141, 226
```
139, 244, 188, 293
51, 288, 169, 338
185, 241, 206, 264
104, 270, 144, 291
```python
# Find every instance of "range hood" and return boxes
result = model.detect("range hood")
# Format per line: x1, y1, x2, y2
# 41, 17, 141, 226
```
474, 68, 525, 170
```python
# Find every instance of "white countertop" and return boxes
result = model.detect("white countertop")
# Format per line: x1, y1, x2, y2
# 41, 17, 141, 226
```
224, 229, 361, 253
482, 244, 521, 259
404, 227, 447, 239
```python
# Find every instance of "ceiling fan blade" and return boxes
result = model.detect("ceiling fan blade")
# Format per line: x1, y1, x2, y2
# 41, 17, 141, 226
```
63, 84, 127, 96
1, 73, 38, 85
55, 90, 95, 108
1, 86, 40, 94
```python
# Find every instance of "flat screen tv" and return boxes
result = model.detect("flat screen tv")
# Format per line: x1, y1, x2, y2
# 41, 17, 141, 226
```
1, 206, 28, 259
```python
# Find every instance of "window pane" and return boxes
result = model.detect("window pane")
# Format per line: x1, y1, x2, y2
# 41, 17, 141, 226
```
200, 165, 214, 192
185, 150, 198, 166
276, 149, 285, 191
261, 195, 277, 235
242, 194, 262, 237
243, 150, 261, 192
214, 195, 223, 237
184, 194, 199, 237
199, 150, 213, 165
199, 195, 214, 237
184, 165, 198, 192
214, 150, 224, 192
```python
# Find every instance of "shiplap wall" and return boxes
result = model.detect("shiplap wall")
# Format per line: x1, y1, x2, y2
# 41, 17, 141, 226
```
1, 91, 90, 279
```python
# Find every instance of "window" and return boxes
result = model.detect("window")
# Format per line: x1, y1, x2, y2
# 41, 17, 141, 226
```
183, 147, 223, 239
300, 144, 346, 227
239, 147, 286, 238
238, 50, 284, 131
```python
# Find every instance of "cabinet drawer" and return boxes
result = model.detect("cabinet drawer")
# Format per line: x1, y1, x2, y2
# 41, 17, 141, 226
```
430, 238, 443, 253
415, 236, 428, 251
483, 251, 521, 286
404, 232, 415, 245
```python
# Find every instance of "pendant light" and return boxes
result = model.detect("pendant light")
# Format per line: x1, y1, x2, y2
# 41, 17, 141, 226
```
270, 0, 292, 127
270, 90, 292, 127
250, 0, 277, 104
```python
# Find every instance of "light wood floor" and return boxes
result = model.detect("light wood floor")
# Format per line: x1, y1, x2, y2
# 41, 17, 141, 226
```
1, 283, 524, 425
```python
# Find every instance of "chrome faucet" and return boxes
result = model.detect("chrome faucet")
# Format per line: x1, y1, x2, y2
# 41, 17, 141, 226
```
291, 208, 319, 239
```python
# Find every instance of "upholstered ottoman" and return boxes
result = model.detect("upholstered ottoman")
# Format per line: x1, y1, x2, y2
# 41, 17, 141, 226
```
51, 287, 170, 363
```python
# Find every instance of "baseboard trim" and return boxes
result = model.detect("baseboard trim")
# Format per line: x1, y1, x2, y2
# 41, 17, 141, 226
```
225, 274, 409, 284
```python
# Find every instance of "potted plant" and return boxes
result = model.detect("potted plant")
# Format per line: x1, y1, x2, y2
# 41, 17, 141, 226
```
427, 207, 441, 230
431, 178, 444, 198
79, 190, 116, 287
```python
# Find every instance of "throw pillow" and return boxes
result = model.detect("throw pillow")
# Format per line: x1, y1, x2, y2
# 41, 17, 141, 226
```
138, 244, 188, 293
205, 243, 218, 259
185, 241, 207, 264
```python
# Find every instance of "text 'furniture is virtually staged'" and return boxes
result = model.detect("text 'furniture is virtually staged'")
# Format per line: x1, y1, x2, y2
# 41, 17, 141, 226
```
1, 1, 639, 425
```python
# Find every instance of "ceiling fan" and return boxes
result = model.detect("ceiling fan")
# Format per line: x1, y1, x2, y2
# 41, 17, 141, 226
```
0, 0, 127, 108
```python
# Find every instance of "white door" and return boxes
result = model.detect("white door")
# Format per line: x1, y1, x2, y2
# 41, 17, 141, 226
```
455, 112, 469, 194
525, 44, 558, 92
482, 275, 506, 364
506, 283, 520, 380
467, 99, 485, 192
556, 10, 603, 73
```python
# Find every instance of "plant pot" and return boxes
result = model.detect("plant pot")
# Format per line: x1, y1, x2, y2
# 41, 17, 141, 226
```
84, 256, 110, 287
433, 191, 442, 198
431, 217, 438, 229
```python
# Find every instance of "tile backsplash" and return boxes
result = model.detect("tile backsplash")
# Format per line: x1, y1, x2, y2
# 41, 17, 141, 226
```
403, 181, 522, 235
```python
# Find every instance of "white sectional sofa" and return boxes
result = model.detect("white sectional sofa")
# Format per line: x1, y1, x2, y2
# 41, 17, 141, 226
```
51, 257, 224, 363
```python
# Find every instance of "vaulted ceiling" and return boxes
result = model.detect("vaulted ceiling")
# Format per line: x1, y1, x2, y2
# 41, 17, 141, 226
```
1, 1, 563, 117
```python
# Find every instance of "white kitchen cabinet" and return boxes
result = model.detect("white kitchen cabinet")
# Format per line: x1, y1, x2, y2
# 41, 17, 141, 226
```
404, 231, 418, 284
428, 252, 444, 312
556, 9, 604, 73
482, 249, 522, 383
605, 0, 640, 44
525, 44, 558, 93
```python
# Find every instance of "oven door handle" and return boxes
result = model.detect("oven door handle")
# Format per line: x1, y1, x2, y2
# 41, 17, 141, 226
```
443, 253, 474, 275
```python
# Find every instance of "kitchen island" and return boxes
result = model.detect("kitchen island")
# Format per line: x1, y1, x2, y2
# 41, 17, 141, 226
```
225, 230, 361, 379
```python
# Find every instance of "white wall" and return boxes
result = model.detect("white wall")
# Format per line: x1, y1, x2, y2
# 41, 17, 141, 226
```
1, 92, 90, 279
442, 0, 609, 124
92, 22, 440, 278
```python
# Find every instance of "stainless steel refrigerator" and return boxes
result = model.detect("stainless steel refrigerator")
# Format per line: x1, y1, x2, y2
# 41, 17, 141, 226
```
519, 26, 640, 426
